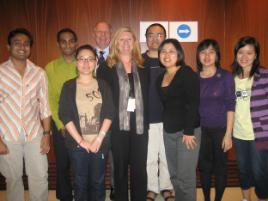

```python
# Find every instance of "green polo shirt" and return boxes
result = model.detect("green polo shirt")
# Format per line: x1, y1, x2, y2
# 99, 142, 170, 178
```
45, 57, 77, 129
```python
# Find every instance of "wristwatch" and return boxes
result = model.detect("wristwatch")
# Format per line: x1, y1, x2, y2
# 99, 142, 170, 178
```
43, 130, 51, 135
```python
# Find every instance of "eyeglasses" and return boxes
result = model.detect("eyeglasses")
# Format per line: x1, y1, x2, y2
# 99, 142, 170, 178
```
146, 33, 165, 40
77, 57, 96, 63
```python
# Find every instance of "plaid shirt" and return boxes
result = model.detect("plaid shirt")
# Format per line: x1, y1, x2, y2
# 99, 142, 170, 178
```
0, 59, 51, 142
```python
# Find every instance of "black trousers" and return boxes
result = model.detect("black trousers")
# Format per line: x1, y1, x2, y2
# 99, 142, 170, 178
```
52, 121, 73, 201
198, 127, 228, 201
111, 129, 148, 201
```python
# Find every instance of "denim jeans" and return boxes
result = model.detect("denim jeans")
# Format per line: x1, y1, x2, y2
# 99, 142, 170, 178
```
69, 147, 105, 201
233, 138, 267, 199
254, 150, 268, 199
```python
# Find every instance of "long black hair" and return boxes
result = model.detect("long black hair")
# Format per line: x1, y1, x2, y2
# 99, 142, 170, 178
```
232, 36, 260, 78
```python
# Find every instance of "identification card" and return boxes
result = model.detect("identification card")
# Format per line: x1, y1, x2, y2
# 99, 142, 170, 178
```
127, 98, 136, 112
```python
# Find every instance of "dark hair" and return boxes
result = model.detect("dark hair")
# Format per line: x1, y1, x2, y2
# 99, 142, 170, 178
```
158, 38, 186, 67
196, 39, 221, 71
232, 36, 260, 77
57, 28, 77, 43
75, 44, 97, 59
145, 23, 167, 38
7, 28, 33, 46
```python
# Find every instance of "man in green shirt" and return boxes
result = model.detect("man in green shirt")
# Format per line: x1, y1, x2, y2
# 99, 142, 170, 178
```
45, 28, 78, 201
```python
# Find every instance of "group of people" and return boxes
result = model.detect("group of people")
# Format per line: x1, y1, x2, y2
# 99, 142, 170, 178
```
0, 21, 267, 201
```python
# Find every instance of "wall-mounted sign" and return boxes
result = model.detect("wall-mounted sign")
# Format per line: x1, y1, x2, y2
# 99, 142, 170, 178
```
169, 21, 198, 42
139, 21, 169, 43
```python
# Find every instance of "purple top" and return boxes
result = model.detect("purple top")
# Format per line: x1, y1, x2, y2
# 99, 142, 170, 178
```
199, 68, 235, 128
250, 67, 268, 150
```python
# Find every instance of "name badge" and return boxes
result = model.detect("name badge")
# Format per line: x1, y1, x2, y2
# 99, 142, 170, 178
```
127, 98, 136, 112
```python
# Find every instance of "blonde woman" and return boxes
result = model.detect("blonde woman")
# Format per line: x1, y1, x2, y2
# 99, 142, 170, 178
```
101, 27, 149, 201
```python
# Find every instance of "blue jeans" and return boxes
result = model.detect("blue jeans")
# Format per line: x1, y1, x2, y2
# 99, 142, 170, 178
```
254, 150, 268, 199
233, 138, 267, 199
69, 147, 105, 201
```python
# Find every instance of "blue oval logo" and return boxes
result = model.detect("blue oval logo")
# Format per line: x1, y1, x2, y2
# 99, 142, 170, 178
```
177, 24, 191, 38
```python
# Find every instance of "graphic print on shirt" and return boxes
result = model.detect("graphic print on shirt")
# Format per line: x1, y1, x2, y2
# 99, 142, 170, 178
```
235, 86, 251, 101
76, 82, 102, 136
80, 102, 101, 135
233, 77, 255, 140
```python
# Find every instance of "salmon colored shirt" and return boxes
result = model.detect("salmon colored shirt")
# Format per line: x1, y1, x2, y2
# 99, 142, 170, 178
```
0, 59, 51, 142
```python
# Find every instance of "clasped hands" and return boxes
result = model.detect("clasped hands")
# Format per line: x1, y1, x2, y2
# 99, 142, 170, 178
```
79, 135, 104, 153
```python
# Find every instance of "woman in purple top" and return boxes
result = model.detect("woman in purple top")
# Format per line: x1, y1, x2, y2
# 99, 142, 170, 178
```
197, 39, 236, 201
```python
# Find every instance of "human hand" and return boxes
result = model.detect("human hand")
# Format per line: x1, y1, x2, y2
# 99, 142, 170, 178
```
79, 139, 91, 153
40, 135, 50, 154
90, 135, 104, 153
222, 134, 232, 152
60, 128, 66, 137
0, 139, 8, 155
182, 134, 197, 150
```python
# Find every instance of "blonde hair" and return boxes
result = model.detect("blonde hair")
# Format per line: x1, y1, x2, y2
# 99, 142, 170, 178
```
106, 27, 144, 67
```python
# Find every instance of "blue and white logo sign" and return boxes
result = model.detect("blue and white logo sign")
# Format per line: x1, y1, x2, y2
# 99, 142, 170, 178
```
170, 21, 198, 42
177, 24, 191, 38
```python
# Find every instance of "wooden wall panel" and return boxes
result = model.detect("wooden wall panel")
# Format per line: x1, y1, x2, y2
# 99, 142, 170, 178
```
224, 0, 268, 69
0, 0, 225, 68
222, 0, 268, 161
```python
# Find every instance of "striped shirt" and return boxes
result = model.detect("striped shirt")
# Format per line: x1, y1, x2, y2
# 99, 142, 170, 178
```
251, 67, 268, 149
0, 59, 51, 142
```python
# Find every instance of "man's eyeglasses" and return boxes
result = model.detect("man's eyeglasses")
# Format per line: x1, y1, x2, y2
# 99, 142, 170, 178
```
146, 33, 165, 40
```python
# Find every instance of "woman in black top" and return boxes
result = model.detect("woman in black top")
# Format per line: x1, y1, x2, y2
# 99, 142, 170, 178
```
156, 39, 200, 201
102, 27, 149, 201
59, 44, 114, 201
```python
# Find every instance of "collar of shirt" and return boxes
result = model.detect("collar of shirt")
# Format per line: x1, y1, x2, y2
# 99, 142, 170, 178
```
7, 58, 35, 77
60, 56, 76, 65
96, 46, 110, 60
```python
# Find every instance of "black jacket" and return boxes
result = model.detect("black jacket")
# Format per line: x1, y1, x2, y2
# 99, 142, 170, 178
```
58, 78, 114, 150
156, 65, 200, 135
98, 63, 149, 133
